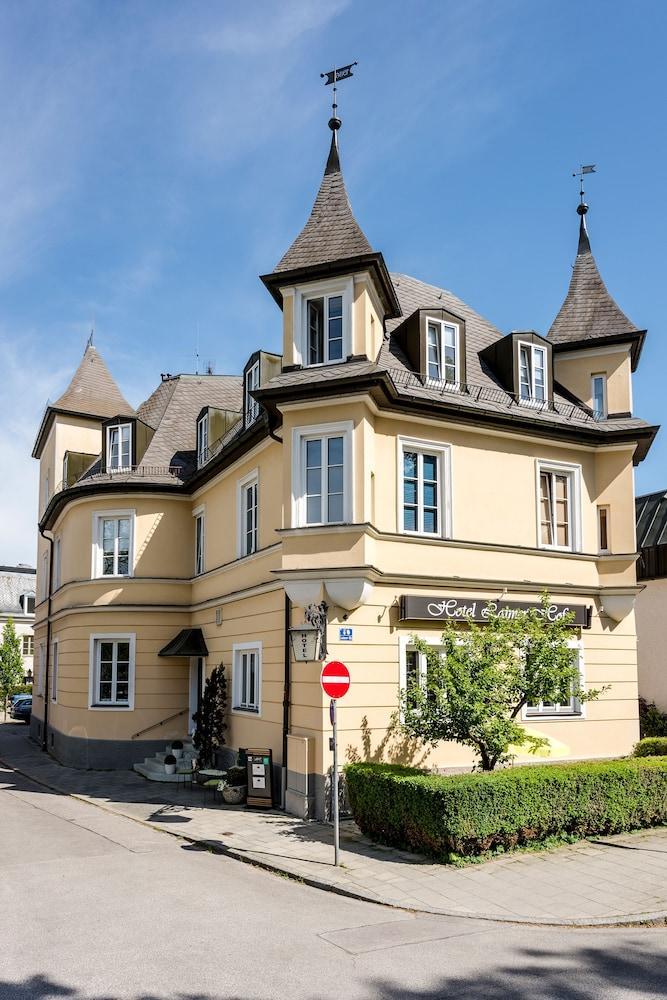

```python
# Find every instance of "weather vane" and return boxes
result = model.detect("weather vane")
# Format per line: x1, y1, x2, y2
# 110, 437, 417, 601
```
573, 164, 596, 205
321, 62, 358, 121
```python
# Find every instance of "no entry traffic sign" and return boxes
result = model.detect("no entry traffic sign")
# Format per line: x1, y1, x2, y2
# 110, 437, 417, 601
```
320, 661, 350, 700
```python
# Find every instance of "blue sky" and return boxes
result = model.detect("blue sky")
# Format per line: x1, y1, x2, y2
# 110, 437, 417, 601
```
1, 0, 666, 563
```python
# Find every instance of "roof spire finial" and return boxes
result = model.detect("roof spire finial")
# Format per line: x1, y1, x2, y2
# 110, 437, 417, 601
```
320, 61, 357, 150
572, 164, 596, 255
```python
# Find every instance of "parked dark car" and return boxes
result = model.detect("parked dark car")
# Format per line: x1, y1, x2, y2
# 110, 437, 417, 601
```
9, 693, 30, 710
10, 696, 31, 723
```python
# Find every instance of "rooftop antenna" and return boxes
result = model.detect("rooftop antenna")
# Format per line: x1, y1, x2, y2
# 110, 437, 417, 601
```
321, 61, 358, 126
195, 323, 200, 376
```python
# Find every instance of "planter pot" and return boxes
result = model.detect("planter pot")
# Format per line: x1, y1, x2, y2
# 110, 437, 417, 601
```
164, 763, 176, 775
172, 749, 183, 760
222, 784, 247, 805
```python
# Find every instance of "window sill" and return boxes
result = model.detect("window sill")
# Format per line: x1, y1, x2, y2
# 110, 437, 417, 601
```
89, 703, 132, 711
232, 706, 260, 715
524, 712, 583, 721
401, 529, 447, 540
94, 573, 133, 580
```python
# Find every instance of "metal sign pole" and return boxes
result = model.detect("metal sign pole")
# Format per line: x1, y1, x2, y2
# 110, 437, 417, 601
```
331, 698, 340, 867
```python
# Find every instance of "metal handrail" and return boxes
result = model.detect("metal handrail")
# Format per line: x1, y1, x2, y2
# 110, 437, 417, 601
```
54, 465, 184, 495
131, 708, 188, 740
384, 367, 601, 424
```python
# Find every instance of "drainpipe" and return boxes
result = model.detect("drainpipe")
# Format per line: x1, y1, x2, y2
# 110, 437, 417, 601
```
281, 592, 292, 809
38, 527, 54, 752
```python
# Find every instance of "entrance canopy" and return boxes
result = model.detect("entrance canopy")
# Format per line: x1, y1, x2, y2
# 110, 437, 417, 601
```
158, 628, 209, 657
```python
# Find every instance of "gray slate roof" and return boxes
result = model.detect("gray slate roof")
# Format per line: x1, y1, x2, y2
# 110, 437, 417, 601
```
636, 491, 667, 548
273, 131, 373, 273
548, 216, 639, 346
53, 345, 135, 418
0, 567, 36, 616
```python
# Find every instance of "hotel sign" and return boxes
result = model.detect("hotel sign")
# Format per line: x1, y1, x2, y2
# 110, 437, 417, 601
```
399, 595, 591, 629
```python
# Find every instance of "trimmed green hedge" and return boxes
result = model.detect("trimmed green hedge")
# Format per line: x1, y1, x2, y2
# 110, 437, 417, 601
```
345, 759, 667, 859
634, 737, 667, 757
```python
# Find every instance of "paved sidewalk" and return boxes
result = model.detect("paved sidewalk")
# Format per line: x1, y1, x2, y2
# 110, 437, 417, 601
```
1, 723, 666, 926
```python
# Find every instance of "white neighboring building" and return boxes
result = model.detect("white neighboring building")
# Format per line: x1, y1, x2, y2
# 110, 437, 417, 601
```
0, 565, 36, 684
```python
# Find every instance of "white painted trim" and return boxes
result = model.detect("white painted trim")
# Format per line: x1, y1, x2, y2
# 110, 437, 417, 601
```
535, 460, 582, 553
396, 436, 452, 539
193, 505, 205, 576
597, 504, 611, 554
291, 420, 354, 528
50, 638, 59, 703
591, 373, 608, 419
88, 632, 136, 710
244, 362, 261, 427
236, 467, 259, 558
196, 414, 209, 469
231, 640, 262, 717
517, 340, 549, 405
91, 509, 136, 579
293, 276, 353, 367
425, 317, 462, 385
105, 422, 132, 472
37, 643, 45, 697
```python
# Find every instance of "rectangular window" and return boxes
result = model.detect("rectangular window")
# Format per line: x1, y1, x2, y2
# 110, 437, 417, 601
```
399, 439, 451, 538
245, 363, 260, 426
38, 643, 45, 695
42, 551, 49, 600
305, 435, 343, 524
22, 635, 34, 656
232, 643, 261, 714
51, 640, 58, 702
62, 453, 69, 487
194, 509, 205, 575
598, 505, 610, 553
426, 320, 458, 384
53, 536, 61, 591
592, 374, 607, 419
538, 463, 580, 551
90, 635, 135, 708
519, 343, 547, 403
306, 293, 344, 365
23, 594, 35, 614
93, 512, 134, 578
106, 424, 132, 471
242, 478, 258, 556
526, 646, 583, 717
197, 415, 209, 468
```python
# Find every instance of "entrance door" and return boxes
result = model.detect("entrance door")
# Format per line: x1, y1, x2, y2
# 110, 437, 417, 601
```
188, 657, 204, 735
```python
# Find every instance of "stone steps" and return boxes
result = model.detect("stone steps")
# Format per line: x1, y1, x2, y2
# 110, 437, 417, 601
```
133, 738, 196, 783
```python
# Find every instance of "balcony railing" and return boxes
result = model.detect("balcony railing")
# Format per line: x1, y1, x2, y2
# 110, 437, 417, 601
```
384, 368, 601, 425
53, 465, 184, 496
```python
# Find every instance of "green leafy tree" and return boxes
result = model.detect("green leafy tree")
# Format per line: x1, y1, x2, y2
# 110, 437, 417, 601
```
401, 594, 606, 771
192, 664, 228, 767
0, 619, 25, 718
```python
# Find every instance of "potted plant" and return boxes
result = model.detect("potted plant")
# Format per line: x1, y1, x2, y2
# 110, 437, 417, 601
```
222, 764, 247, 805
171, 740, 184, 761
164, 753, 177, 775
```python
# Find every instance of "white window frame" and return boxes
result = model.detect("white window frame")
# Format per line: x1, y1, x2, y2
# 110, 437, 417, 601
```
53, 536, 61, 591
518, 341, 548, 405
21, 592, 35, 614
524, 639, 585, 719
398, 635, 432, 721
245, 362, 260, 427
197, 414, 209, 468
51, 638, 59, 703
294, 277, 353, 368
38, 643, 45, 696
535, 460, 582, 553
42, 551, 49, 600
22, 634, 34, 657
598, 504, 611, 554
237, 469, 259, 558
231, 641, 262, 715
92, 510, 135, 579
397, 437, 452, 539
193, 505, 205, 576
425, 319, 461, 385
88, 633, 136, 710
591, 373, 607, 419
291, 421, 354, 528
106, 423, 132, 472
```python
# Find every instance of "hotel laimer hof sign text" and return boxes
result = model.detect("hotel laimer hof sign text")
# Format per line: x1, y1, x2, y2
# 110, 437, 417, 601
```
399, 595, 591, 628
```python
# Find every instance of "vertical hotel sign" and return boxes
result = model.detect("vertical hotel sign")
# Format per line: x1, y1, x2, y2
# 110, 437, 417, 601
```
399, 595, 591, 628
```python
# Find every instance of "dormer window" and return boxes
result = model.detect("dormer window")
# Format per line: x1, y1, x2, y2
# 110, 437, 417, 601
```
21, 593, 35, 615
518, 343, 546, 403
197, 414, 208, 468
426, 320, 459, 384
245, 362, 260, 426
106, 423, 131, 471
294, 278, 352, 368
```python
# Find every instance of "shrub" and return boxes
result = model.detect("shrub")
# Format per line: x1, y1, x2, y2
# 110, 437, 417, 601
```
225, 765, 246, 786
345, 759, 667, 859
634, 737, 667, 757
639, 698, 667, 738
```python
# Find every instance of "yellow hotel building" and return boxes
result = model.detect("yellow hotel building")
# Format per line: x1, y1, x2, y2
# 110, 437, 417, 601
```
31, 117, 657, 819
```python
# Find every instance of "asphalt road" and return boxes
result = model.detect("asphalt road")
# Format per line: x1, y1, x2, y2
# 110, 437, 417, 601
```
0, 760, 665, 1000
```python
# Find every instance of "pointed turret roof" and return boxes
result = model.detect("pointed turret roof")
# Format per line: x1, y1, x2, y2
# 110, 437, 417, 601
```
274, 119, 373, 273
261, 118, 401, 319
53, 344, 134, 418
548, 203, 645, 367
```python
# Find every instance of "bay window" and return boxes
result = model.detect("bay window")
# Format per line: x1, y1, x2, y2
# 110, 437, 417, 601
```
293, 422, 352, 527
537, 462, 581, 551
399, 438, 451, 538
